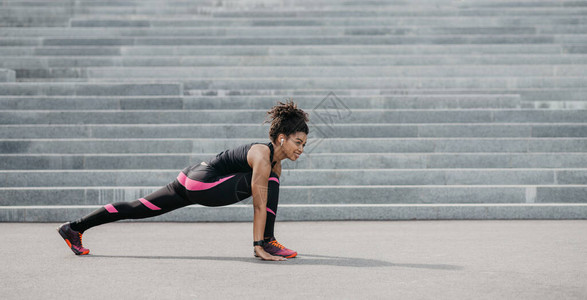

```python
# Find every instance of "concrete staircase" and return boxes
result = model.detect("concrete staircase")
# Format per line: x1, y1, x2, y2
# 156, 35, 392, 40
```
1, 0, 586, 221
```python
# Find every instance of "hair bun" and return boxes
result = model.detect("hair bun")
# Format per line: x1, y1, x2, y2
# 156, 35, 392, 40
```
264, 98, 309, 124
263, 98, 310, 142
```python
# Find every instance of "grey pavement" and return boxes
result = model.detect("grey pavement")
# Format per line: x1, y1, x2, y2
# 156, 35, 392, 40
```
1, 221, 586, 299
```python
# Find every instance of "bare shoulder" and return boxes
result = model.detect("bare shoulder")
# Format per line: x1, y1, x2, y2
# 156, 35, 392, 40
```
248, 143, 270, 158
247, 144, 271, 170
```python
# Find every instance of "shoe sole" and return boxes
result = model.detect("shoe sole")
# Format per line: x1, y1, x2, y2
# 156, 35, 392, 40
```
57, 226, 89, 256
254, 252, 297, 259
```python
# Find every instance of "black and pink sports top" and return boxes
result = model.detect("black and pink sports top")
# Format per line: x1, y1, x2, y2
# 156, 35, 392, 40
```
204, 141, 275, 174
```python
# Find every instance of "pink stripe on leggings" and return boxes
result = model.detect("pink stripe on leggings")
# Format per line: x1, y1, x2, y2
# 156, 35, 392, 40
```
176, 172, 236, 191
266, 207, 276, 216
139, 198, 161, 211
269, 177, 279, 184
104, 204, 118, 213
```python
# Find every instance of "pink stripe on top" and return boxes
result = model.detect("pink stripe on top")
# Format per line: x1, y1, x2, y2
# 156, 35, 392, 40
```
269, 177, 279, 184
104, 204, 118, 213
177, 172, 236, 191
139, 198, 161, 211
266, 207, 276, 216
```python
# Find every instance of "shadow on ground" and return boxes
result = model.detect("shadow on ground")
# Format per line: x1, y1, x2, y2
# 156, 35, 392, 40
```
87, 253, 463, 270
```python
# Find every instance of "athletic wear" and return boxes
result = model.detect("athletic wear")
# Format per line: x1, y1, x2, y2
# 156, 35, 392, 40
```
68, 141, 280, 239
255, 237, 297, 258
202, 141, 277, 175
57, 222, 90, 255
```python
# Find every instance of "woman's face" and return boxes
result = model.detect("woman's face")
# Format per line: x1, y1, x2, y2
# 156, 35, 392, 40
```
280, 132, 307, 161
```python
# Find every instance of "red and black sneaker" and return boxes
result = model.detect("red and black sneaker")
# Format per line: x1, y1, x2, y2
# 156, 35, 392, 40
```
255, 237, 297, 258
57, 222, 90, 255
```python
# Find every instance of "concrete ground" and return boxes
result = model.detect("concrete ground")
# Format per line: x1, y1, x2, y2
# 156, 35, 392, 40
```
1, 221, 586, 299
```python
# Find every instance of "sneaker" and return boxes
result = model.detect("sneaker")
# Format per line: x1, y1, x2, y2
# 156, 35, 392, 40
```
57, 222, 90, 255
255, 237, 297, 258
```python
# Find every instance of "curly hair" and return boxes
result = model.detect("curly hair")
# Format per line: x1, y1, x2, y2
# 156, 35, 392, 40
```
263, 99, 309, 143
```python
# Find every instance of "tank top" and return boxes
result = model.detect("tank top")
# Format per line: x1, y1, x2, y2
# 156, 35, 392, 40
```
203, 141, 275, 175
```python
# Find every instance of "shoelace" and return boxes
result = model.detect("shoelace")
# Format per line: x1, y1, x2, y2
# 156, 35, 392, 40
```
269, 240, 285, 250
77, 233, 84, 246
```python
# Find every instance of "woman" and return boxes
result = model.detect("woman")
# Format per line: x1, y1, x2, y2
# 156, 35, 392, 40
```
57, 100, 308, 261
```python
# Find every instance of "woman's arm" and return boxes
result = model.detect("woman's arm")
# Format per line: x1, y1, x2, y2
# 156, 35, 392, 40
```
248, 146, 286, 261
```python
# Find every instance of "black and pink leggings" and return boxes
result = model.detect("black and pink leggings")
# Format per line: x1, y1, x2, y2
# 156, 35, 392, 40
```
69, 169, 281, 239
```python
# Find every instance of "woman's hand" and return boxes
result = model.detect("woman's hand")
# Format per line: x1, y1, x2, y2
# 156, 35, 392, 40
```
255, 246, 287, 261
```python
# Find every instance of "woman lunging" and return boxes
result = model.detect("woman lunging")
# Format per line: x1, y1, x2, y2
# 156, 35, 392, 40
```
57, 100, 308, 261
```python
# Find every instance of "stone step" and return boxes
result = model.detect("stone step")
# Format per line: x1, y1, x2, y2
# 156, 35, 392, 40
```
0, 85, 581, 102
2, 203, 586, 222
3, 7, 583, 17
11, 66, 587, 79
160, 88, 587, 102
244, 0, 587, 7
0, 38, 41, 47
373, 88, 587, 102
0, 69, 15, 82
6, 26, 585, 37
1, 109, 585, 125
175, 77, 587, 91
0, 95, 522, 110
3, 123, 586, 139
1, 138, 585, 154
1, 185, 586, 206
35, 35, 587, 47
1, 169, 586, 187
8, 25, 587, 37
0, 44, 572, 56
5, 44, 568, 56
68, 16, 587, 27
0, 83, 182, 96
2, 0, 585, 8
5, 55, 587, 68
0, 7, 71, 27
522, 101, 587, 110
1, 0, 584, 5
2, 153, 586, 170
200, 8, 587, 18
119, 44, 587, 55
14, 77, 586, 90
17, 87, 564, 100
